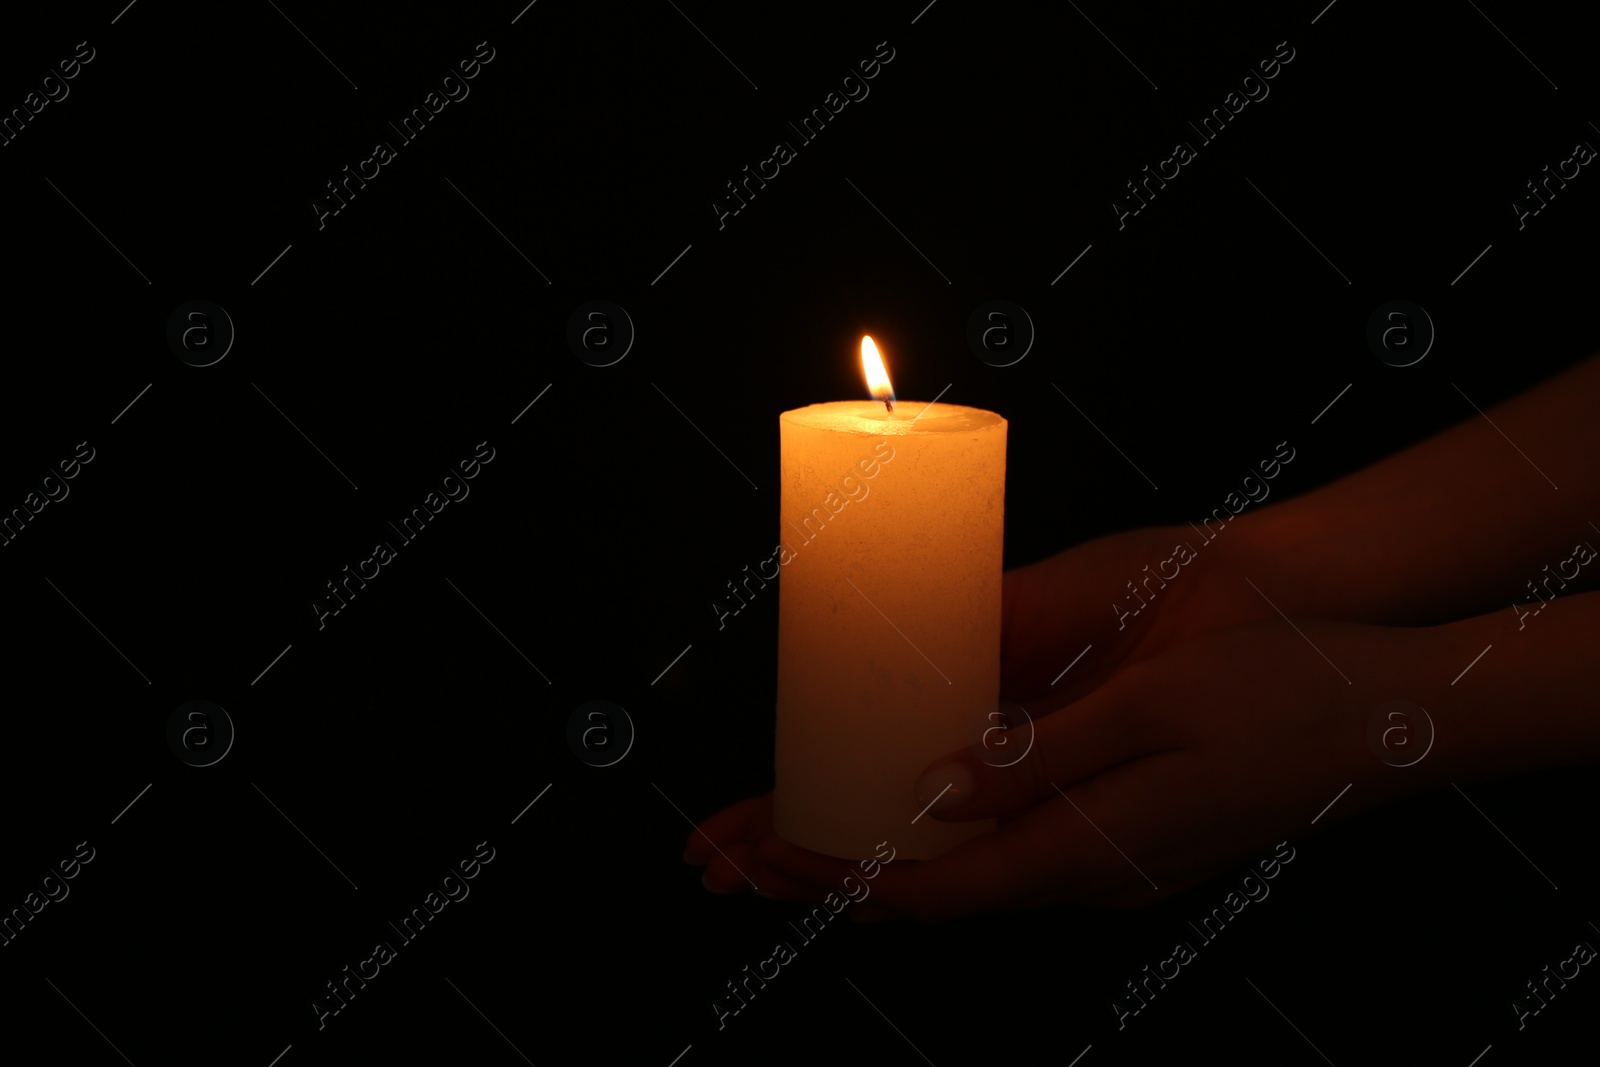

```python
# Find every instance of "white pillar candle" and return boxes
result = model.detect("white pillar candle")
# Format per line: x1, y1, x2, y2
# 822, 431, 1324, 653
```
773, 338, 1006, 860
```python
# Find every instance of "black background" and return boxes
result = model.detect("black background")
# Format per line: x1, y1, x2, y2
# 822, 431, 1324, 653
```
2, 1, 1597, 1063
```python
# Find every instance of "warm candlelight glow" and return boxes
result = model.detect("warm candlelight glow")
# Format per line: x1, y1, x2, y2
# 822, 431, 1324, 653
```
861, 336, 895, 412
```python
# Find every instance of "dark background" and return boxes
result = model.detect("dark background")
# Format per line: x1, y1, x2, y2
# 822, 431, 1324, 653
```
2, 1, 1597, 1063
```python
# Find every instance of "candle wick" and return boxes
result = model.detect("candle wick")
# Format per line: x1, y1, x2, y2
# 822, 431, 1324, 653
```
885, 399, 894, 413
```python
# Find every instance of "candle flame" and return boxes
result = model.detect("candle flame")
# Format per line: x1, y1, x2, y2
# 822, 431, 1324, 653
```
861, 336, 895, 412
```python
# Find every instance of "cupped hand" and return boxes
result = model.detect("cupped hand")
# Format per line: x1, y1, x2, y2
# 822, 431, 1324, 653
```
686, 615, 1461, 920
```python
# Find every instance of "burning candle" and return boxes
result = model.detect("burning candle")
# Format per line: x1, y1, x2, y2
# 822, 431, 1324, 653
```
773, 337, 1006, 860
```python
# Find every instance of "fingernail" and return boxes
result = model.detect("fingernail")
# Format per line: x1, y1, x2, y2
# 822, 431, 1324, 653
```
914, 761, 973, 815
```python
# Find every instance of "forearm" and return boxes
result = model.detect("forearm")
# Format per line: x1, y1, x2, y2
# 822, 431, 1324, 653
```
1421, 588, 1600, 783
1228, 353, 1600, 625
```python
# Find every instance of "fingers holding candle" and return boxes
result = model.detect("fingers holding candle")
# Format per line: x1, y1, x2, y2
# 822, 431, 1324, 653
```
686, 744, 1268, 918
757, 777, 1165, 921
683, 793, 770, 867
684, 793, 856, 905
748, 617, 1454, 919
761, 740, 1310, 920
685, 795, 774, 896
681, 792, 913, 911
700, 840, 762, 895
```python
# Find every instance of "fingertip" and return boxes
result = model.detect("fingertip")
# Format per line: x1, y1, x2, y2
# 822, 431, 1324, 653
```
683, 793, 774, 866
683, 830, 717, 866
700, 842, 761, 895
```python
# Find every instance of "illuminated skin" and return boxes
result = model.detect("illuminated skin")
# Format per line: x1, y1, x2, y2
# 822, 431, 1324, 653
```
686, 355, 1600, 919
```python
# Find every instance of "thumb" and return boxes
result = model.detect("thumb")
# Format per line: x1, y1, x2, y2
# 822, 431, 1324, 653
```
912, 682, 1156, 822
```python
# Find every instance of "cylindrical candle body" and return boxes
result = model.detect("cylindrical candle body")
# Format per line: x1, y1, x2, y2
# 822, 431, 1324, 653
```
774, 400, 1006, 860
